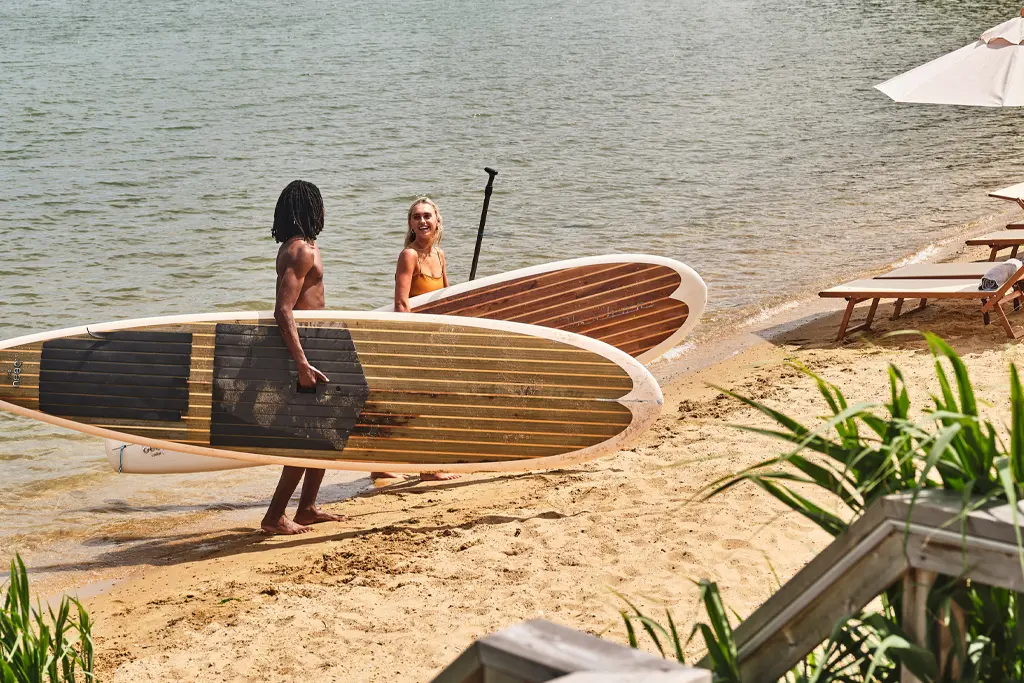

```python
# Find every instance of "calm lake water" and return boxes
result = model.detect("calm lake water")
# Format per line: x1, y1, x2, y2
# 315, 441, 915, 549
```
2, 0, 1024, 582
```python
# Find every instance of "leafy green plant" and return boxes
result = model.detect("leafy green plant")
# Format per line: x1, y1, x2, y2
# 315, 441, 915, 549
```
619, 581, 935, 682
621, 334, 1024, 681
0, 554, 94, 682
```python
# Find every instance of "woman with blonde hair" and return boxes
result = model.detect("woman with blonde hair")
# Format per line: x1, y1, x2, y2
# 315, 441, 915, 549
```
394, 196, 448, 311
373, 197, 459, 481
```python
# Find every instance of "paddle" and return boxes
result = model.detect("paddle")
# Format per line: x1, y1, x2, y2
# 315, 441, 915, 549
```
468, 167, 498, 281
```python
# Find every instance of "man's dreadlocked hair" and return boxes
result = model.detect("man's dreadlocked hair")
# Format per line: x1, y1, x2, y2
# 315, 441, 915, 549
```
272, 180, 325, 243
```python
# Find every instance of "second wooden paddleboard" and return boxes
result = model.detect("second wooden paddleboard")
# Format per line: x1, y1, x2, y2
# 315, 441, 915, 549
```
382, 254, 707, 364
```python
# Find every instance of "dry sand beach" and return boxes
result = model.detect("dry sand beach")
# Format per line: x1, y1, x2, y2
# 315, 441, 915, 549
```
72, 215, 1024, 681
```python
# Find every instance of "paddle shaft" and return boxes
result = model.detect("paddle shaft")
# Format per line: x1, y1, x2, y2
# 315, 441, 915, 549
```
469, 167, 498, 281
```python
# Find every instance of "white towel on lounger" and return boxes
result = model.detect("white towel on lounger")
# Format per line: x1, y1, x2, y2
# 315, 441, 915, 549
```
981, 258, 1023, 291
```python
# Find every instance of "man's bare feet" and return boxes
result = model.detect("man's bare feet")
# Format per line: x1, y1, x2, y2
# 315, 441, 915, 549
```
261, 516, 312, 535
293, 507, 347, 525
420, 472, 461, 481
370, 472, 410, 480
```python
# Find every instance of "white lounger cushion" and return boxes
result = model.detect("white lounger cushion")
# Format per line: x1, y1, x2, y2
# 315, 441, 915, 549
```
877, 263, 992, 279
821, 278, 988, 299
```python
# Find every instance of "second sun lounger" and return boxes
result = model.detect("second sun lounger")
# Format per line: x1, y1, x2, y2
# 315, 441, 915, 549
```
819, 264, 1024, 341
965, 231, 1024, 261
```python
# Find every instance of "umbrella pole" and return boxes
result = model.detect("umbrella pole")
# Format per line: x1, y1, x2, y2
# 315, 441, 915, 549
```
469, 167, 498, 281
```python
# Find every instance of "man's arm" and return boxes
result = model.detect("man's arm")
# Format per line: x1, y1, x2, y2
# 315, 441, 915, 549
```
394, 249, 417, 312
275, 243, 329, 389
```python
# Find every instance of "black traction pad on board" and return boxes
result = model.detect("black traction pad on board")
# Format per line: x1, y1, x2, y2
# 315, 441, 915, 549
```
210, 324, 370, 451
39, 331, 192, 422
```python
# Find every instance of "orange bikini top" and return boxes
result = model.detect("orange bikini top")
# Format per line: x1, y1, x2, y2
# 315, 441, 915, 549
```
408, 248, 445, 297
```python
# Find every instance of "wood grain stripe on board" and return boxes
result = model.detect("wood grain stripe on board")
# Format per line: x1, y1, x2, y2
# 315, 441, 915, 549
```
445, 267, 678, 322
514, 279, 679, 327
207, 446, 557, 464
564, 299, 688, 336
7, 397, 633, 425
413, 264, 668, 318
410, 263, 636, 315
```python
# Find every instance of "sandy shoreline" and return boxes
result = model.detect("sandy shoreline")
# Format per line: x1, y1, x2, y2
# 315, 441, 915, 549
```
33, 203, 1024, 680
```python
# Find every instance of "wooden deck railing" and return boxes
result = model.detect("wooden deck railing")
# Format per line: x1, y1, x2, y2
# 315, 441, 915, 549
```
729, 490, 1024, 683
432, 491, 1023, 683
430, 618, 710, 683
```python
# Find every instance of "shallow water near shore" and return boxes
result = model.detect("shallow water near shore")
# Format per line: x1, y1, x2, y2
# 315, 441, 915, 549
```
4, 0, 1024, 588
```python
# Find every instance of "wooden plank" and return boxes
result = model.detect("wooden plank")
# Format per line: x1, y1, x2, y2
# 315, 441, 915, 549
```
597, 313, 690, 345
200, 432, 594, 457
513, 280, 679, 326
54, 330, 192, 344
413, 264, 634, 315
363, 391, 632, 413
433, 265, 674, 320
88, 424, 209, 442
351, 343, 596, 362
50, 402, 629, 429
42, 404, 183, 422
31, 360, 192, 377
966, 231, 1024, 245
210, 414, 360, 433
357, 413, 627, 436
566, 300, 687, 336
901, 568, 936, 683
735, 531, 909, 683
360, 401, 632, 423
734, 491, 1024, 682
211, 445, 546, 464
428, 619, 708, 683
211, 368, 369, 384
732, 500, 892, 660
361, 377, 632, 400
43, 337, 192, 353
36, 393, 188, 411
616, 330, 689, 357
38, 370, 188, 388
40, 348, 192, 365
348, 425, 611, 445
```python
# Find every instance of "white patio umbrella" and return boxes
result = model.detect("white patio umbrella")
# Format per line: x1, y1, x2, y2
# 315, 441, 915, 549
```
877, 9, 1024, 106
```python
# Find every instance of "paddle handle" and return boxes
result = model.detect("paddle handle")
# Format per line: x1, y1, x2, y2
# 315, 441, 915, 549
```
469, 168, 499, 281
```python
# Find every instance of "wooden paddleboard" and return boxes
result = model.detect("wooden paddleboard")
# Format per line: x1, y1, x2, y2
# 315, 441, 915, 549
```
382, 254, 707, 365
1, 311, 662, 474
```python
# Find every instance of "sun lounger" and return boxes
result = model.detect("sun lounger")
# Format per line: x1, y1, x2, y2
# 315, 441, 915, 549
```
964, 231, 1024, 261
819, 263, 1024, 341
876, 263, 992, 279
989, 181, 1024, 202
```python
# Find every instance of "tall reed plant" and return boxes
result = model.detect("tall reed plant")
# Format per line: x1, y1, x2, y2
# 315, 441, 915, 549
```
0, 555, 93, 682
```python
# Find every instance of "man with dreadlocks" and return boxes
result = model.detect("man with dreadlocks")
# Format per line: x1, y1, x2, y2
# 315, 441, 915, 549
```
260, 179, 345, 535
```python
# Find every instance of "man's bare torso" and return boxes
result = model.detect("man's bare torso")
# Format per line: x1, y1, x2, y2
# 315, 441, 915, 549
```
276, 237, 324, 311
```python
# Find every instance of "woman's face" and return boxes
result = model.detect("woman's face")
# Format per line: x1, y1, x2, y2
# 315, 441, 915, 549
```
409, 203, 438, 244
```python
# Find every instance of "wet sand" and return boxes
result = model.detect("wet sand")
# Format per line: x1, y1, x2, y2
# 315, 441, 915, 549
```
62, 209, 1024, 680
